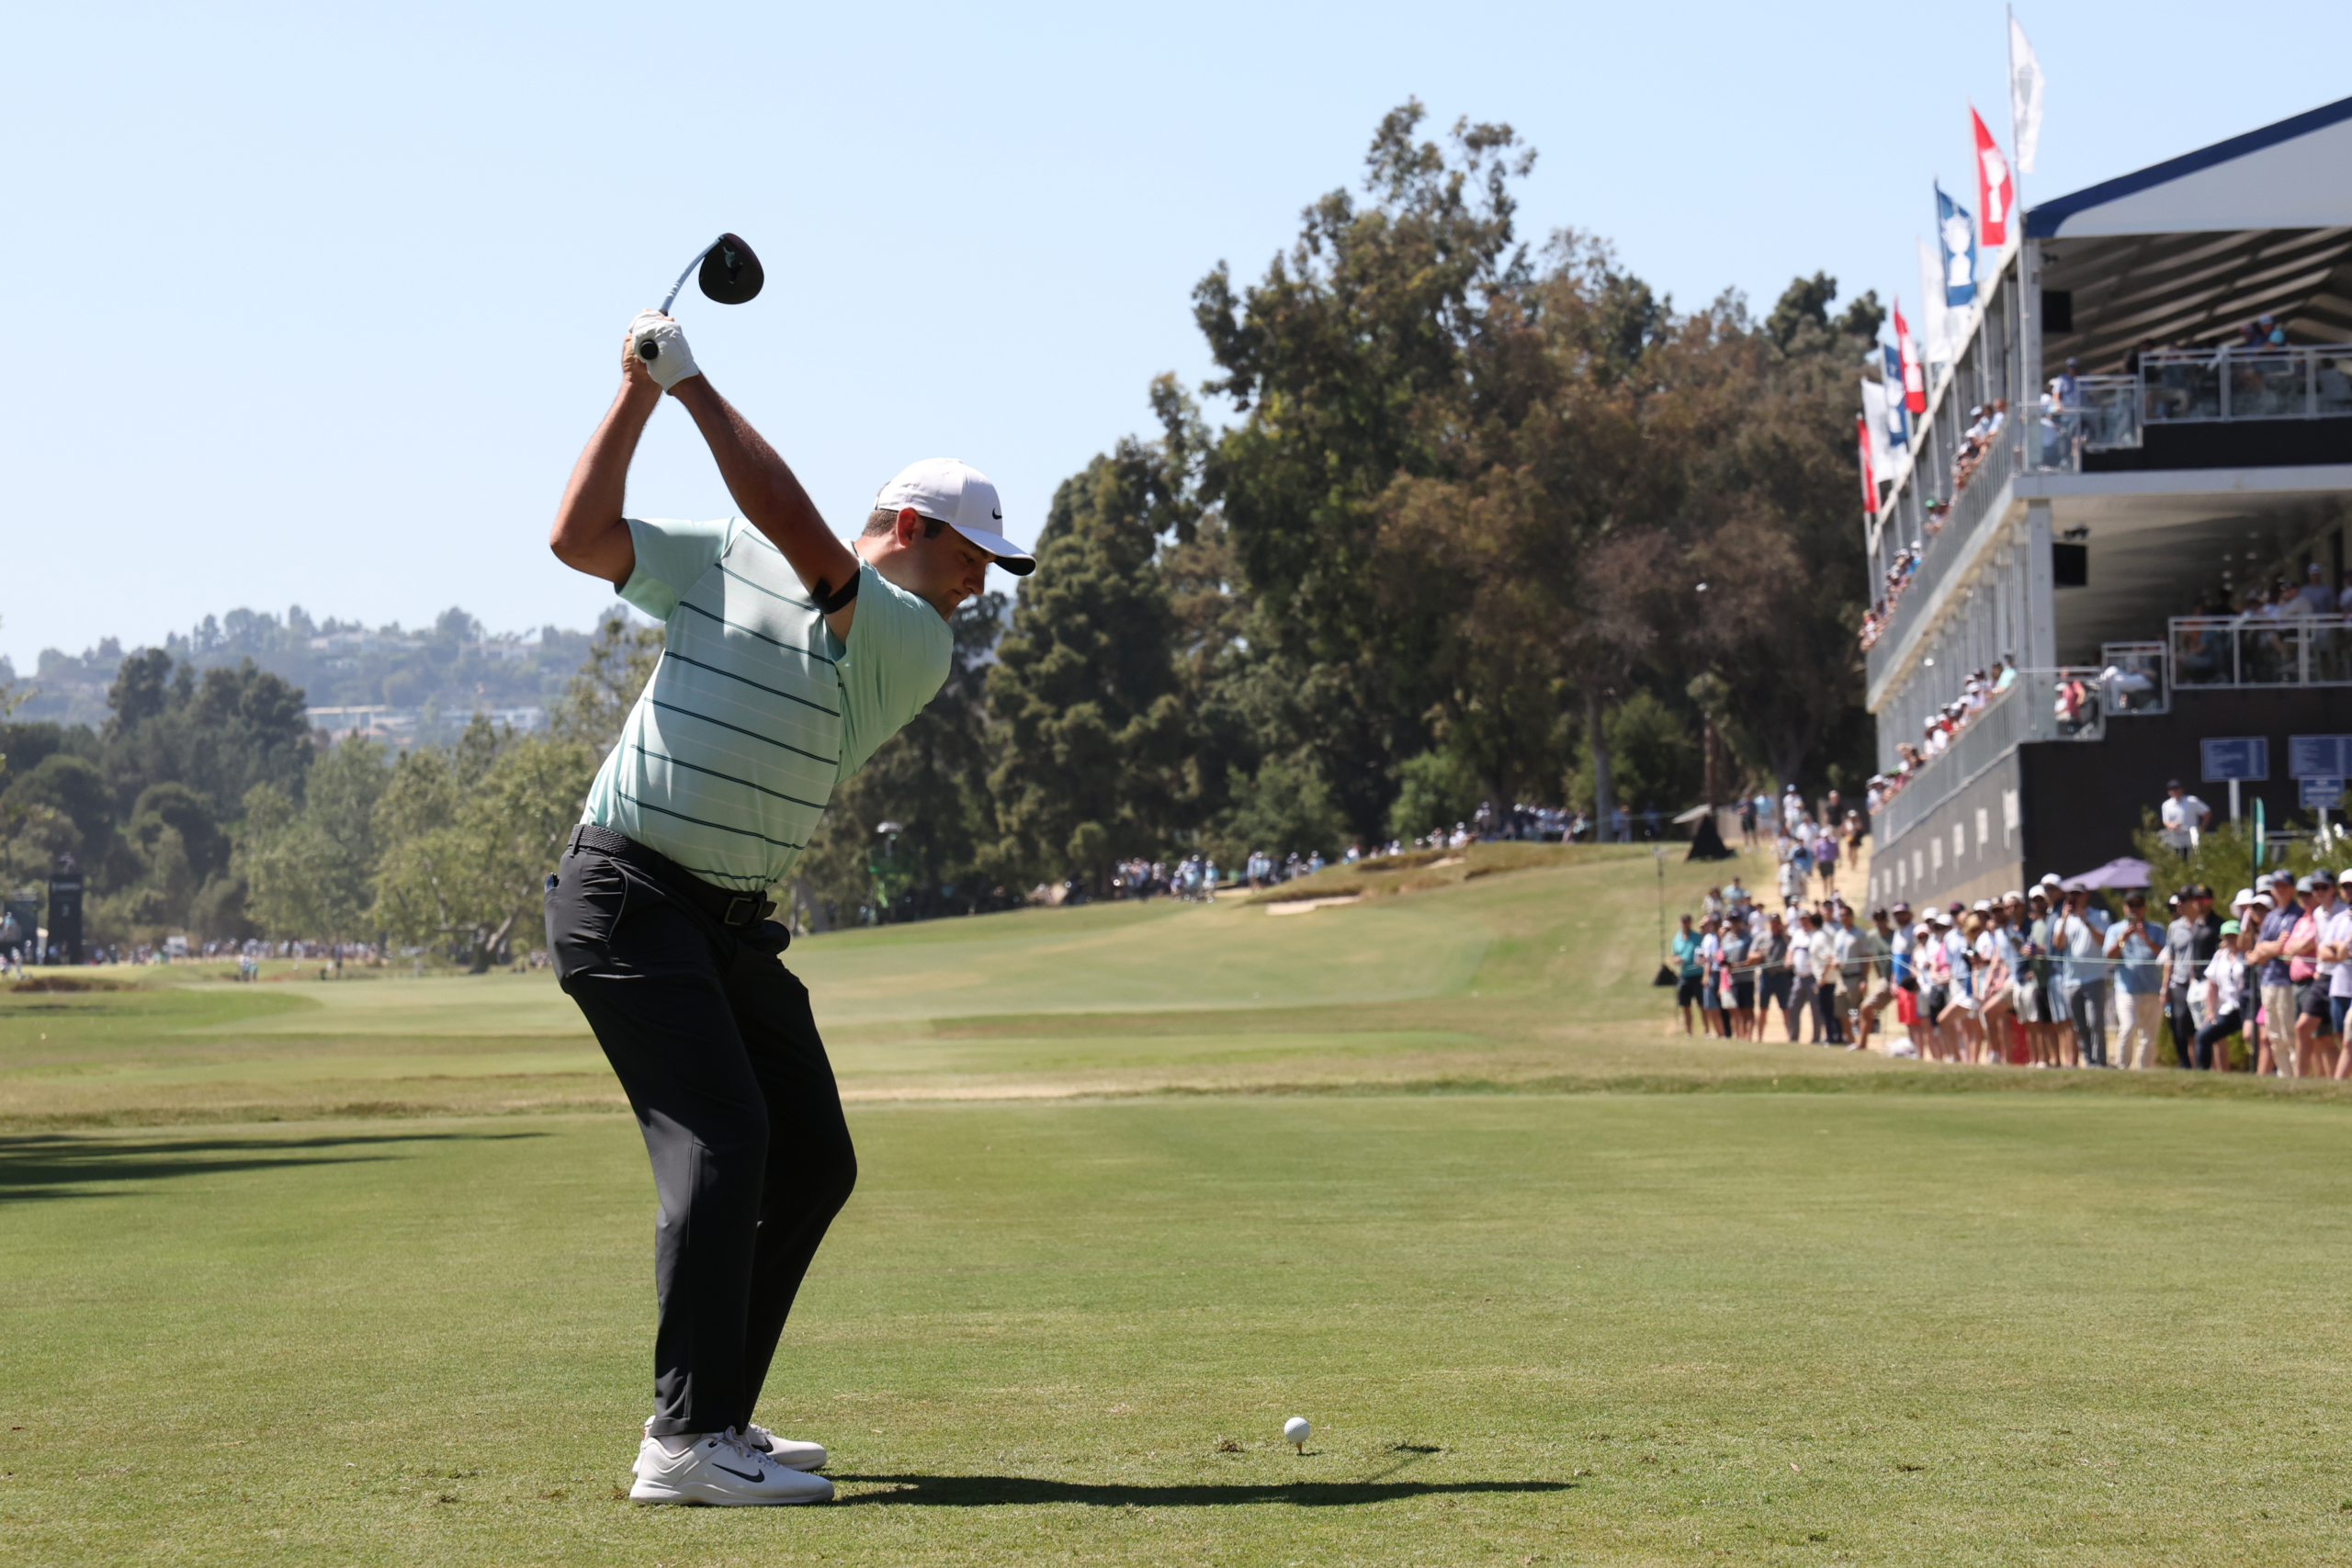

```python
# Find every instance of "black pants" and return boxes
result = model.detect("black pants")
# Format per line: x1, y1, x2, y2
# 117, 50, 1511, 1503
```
2166, 988, 2198, 1068
2194, 1010, 2242, 1072
546, 839, 856, 1438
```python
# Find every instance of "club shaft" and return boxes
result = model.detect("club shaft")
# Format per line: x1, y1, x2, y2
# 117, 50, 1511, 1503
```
656, 237, 724, 316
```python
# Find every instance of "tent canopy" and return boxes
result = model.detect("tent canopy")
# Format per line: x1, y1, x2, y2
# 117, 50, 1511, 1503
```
2062, 857, 2153, 892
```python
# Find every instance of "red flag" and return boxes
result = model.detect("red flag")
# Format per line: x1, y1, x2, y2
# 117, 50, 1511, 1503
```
1972, 105, 2012, 250
1857, 413, 1877, 517
1894, 299, 1926, 414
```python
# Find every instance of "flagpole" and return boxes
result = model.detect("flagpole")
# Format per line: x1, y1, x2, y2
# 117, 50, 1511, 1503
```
2007, 6, 2026, 223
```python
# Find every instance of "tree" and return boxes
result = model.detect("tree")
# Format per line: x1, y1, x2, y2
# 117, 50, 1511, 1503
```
373, 718, 594, 971
238, 738, 389, 942
987, 423, 1195, 893
1193, 102, 1534, 837
553, 608, 664, 756
1216, 754, 1348, 865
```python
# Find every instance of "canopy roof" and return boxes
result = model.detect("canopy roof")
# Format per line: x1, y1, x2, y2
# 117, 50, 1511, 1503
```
2027, 96, 2352, 241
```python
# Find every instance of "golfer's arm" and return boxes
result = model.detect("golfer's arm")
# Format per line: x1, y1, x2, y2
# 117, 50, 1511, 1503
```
550, 380, 660, 585
668, 378, 859, 621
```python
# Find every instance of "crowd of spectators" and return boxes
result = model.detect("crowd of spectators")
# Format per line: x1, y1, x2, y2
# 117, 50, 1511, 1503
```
1671, 856, 2352, 1077
1858, 544, 1922, 651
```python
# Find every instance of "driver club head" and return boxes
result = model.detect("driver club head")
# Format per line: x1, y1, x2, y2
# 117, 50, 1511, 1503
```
640, 232, 764, 362
698, 233, 763, 305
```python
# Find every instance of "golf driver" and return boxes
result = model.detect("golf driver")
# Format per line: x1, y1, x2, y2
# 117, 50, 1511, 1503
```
636, 232, 764, 364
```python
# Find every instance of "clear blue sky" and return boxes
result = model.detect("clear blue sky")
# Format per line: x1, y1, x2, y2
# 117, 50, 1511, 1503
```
4, 0, 2344, 670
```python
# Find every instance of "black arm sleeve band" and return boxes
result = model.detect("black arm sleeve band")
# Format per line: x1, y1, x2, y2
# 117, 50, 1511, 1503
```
812, 570, 862, 615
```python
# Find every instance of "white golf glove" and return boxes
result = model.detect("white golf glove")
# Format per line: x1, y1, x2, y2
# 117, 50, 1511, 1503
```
628, 310, 699, 389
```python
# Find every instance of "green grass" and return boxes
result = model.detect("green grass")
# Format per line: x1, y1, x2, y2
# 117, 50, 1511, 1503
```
6, 842, 2352, 1563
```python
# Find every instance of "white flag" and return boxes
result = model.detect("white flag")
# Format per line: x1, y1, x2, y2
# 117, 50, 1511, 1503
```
1860, 378, 1893, 484
2008, 14, 2044, 175
1916, 236, 1951, 363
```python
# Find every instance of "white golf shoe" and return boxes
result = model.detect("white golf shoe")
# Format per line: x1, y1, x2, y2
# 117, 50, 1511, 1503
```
639, 1416, 827, 1474
744, 1422, 828, 1472
628, 1428, 834, 1506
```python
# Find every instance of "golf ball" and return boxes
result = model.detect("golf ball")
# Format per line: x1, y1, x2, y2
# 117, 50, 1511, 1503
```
1283, 1416, 1311, 1446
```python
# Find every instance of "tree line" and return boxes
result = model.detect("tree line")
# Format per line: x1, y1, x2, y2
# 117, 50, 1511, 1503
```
1, 103, 1882, 948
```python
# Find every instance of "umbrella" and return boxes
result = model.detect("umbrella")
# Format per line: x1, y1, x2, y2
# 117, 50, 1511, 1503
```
2060, 857, 2152, 891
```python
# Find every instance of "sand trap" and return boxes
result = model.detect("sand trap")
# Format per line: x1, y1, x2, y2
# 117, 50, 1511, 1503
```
1265, 895, 1363, 916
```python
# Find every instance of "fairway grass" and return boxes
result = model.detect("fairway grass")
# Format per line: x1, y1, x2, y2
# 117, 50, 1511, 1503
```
7, 844, 2352, 1564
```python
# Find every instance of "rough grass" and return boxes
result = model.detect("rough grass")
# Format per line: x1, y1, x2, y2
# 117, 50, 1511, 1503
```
5, 842, 2351, 1564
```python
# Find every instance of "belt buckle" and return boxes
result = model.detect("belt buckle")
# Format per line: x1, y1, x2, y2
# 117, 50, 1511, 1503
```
723, 894, 760, 927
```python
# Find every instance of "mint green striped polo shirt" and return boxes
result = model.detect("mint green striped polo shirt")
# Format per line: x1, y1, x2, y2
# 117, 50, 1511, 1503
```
580, 516, 952, 891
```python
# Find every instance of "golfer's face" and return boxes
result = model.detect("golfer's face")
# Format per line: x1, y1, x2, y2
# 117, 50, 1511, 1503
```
909, 526, 994, 614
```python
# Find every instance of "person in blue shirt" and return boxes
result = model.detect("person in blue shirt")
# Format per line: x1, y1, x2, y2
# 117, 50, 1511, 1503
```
2103, 889, 2165, 1069
1671, 914, 1704, 1035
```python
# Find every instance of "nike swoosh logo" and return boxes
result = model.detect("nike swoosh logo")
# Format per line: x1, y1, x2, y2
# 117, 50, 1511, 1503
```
713, 1463, 768, 1483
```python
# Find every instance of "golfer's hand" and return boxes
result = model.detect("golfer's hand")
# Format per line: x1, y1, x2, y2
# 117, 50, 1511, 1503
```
627, 310, 700, 391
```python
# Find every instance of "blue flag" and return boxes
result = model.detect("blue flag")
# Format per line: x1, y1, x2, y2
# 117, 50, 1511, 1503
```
1881, 344, 1909, 452
1935, 182, 1978, 309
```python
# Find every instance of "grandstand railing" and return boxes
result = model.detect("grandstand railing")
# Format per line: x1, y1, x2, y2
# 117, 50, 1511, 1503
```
1874, 666, 2109, 847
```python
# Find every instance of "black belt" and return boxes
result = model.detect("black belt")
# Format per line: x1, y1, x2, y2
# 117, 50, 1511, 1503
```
566, 823, 777, 929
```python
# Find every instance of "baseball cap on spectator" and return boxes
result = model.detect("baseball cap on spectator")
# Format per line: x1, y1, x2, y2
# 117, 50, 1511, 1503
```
2166, 778, 2183, 790
2231, 886, 2255, 908
2254, 891, 2276, 909
1972, 899, 1992, 912
2221, 919, 2241, 937
2297, 874, 2317, 894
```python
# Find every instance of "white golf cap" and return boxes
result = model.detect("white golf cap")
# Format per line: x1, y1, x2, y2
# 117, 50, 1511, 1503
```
874, 458, 1035, 575
2231, 887, 2255, 908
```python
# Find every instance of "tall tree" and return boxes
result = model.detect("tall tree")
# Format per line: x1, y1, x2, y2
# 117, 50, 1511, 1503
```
987, 413, 1197, 893
238, 738, 390, 942
1193, 101, 1533, 837
372, 718, 593, 970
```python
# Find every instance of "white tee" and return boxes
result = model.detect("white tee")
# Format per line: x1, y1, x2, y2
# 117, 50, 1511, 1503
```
2160, 795, 2209, 830
2205, 949, 2245, 1017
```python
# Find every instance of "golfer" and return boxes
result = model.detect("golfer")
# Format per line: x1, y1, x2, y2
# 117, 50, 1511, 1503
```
544, 310, 1033, 1505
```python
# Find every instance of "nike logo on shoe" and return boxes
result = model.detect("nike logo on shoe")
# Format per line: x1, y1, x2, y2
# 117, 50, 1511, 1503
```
713, 1463, 767, 1483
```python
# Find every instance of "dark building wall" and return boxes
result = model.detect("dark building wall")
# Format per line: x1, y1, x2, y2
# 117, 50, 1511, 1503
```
2019, 686, 2352, 869
2086, 418, 2352, 473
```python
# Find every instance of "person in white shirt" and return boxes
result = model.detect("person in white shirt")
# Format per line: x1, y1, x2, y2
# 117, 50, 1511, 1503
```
2197, 920, 2249, 1070
1787, 912, 1820, 1043
2323, 882, 2352, 1079
2159, 781, 2210, 848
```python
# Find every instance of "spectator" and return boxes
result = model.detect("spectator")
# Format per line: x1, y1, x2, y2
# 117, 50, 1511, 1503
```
2055, 885, 2112, 1067
1849, 907, 1895, 1053
2326, 880, 2352, 1079
2105, 891, 2165, 1069
1758, 913, 1793, 1036
1788, 911, 1822, 1043
1671, 914, 1704, 1034
2249, 875, 2301, 1077
2197, 919, 2249, 1071
2299, 561, 2335, 615
2161, 885, 2220, 1067
2287, 872, 2337, 1077
2160, 780, 2211, 850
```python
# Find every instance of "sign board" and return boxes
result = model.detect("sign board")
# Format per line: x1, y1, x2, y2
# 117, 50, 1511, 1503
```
2301, 777, 2346, 810
2201, 737, 2269, 783
2290, 735, 2352, 779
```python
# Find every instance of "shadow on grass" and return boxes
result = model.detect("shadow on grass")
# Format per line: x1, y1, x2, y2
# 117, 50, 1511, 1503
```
831, 1473, 1574, 1507
0, 1129, 547, 1203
